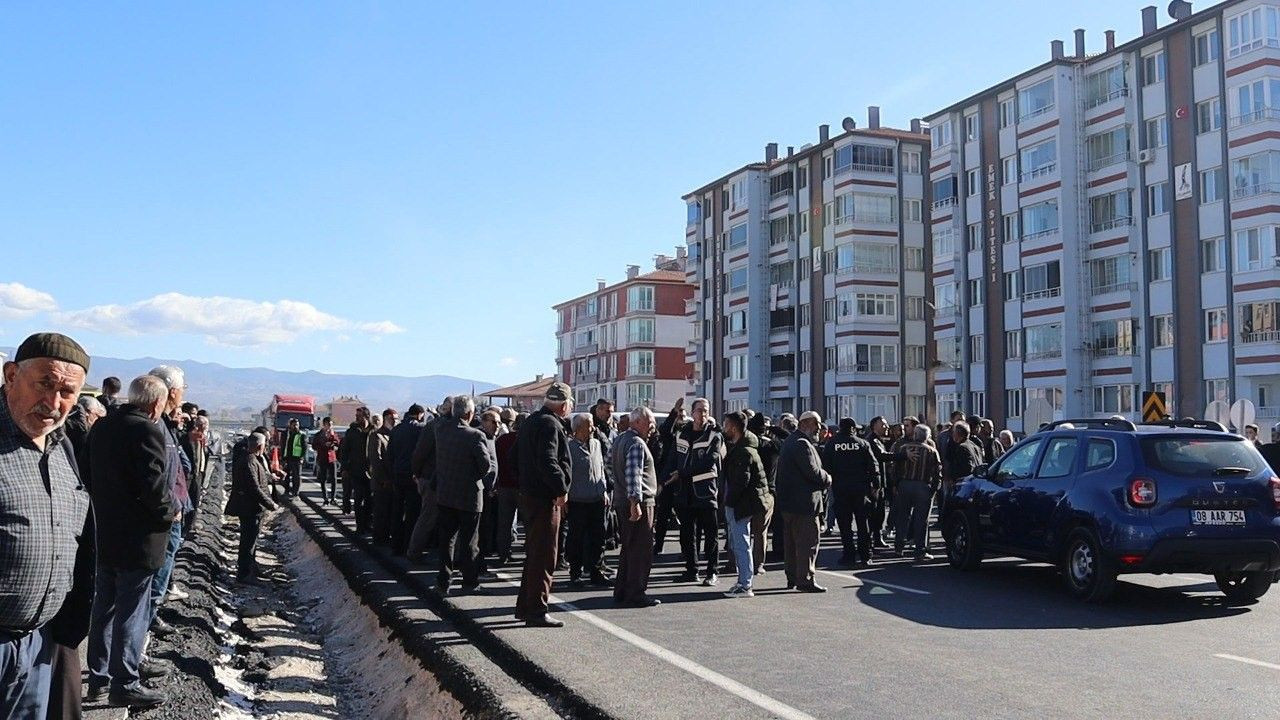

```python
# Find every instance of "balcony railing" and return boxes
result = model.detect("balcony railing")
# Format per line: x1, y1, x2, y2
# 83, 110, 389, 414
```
1023, 287, 1062, 301
1020, 164, 1057, 182
728, 328, 747, 338
931, 197, 957, 210
834, 213, 897, 226
1092, 345, 1135, 357
1087, 151, 1130, 172
1091, 281, 1136, 295
1090, 217, 1133, 233
1083, 87, 1128, 110
836, 263, 898, 275
1019, 104, 1055, 122
1232, 182, 1280, 200
1022, 226, 1060, 241
850, 162, 895, 174
1026, 349, 1063, 360
1230, 107, 1280, 127
1242, 330, 1280, 343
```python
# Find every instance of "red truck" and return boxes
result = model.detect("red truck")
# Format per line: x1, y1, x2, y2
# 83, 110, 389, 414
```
261, 394, 317, 447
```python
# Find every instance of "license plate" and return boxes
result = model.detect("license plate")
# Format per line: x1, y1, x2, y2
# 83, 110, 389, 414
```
1191, 510, 1246, 525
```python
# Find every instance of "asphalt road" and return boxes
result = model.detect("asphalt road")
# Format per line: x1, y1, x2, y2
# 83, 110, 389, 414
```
301, 482, 1279, 720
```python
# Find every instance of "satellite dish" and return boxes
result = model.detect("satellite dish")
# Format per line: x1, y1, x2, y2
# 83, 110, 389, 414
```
841, 117, 857, 132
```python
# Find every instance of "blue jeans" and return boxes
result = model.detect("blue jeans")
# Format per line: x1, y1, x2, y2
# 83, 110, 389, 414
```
87, 566, 156, 692
0, 625, 52, 718
149, 521, 182, 623
724, 507, 753, 589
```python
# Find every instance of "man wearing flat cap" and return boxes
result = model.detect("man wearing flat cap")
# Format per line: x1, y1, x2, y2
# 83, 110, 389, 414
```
775, 410, 833, 593
514, 381, 574, 627
0, 333, 94, 718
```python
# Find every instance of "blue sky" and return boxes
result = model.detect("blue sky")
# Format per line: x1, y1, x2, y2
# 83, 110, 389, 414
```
0, 1, 1190, 385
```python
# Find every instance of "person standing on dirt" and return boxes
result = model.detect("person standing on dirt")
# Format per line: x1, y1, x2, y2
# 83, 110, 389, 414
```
368, 408, 397, 545
226, 432, 278, 585
280, 417, 306, 497
515, 382, 574, 628
311, 417, 340, 505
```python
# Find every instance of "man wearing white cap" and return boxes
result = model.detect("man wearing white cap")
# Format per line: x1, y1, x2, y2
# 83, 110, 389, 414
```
775, 410, 832, 593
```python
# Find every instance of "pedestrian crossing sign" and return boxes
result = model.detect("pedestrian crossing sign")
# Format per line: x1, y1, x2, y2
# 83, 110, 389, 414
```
1142, 391, 1167, 422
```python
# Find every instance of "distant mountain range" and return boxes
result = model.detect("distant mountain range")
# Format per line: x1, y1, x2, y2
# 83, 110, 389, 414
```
0, 349, 499, 418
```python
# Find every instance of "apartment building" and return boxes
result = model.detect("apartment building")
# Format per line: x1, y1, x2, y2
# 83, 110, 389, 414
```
683, 107, 933, 420
925, 0, 1280, 431
554, 251, 695, 410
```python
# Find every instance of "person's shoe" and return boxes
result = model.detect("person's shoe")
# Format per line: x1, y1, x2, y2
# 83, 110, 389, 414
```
434, 581, 451, 597
525, 615, 565, 628
913, 552, 935, 562
459, 583, 486, 595
151, 617, 175, 635
797, 584, 828, 593
723, 583, 754, 598
674, 571, 697, 583
753, 565, 766, 576
588, 575, 614, 588
140, 660, 170, 681
555, 560, 569, 572
872, 536, 890, 550
621, 596, 661, 608
167, 585, 190, 601
108, 686, 165, 709
821, 528, 835, 537
85, 678, 106, 702
700, 573, 719, 587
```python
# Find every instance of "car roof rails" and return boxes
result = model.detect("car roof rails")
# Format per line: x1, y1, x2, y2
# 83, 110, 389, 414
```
1039, 418, 1137, 432
1138, 419, 1227, 432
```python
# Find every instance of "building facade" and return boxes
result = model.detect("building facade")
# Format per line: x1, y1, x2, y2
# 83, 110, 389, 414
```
554, 252, 695, 410
926, 0, 1280, 432
683, 108, 933, 420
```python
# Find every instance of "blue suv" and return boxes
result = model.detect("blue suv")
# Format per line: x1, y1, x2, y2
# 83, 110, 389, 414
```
943, 418, 1280, 602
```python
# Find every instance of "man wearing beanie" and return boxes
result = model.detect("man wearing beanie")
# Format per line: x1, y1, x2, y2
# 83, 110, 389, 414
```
0, 333, 94, 717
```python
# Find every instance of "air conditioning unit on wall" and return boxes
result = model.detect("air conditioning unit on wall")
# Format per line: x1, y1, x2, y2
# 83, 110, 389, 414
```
1137, 149, 1155, 164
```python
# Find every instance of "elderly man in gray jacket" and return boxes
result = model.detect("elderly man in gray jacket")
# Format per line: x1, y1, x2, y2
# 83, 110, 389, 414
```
775, 410, 833, 593
564, 413, 611, 588
432, 396, 493, 595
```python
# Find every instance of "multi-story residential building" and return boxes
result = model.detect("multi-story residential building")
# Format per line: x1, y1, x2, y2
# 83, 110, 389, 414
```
554, 251, 695, 410
683, 107, 932, 420
926, 0, 1280, 431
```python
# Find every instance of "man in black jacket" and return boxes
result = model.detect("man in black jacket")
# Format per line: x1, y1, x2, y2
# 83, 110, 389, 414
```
515, 382, 574, 628
433, 397, 493, 595
337, 407, 372, 515
651, 398, 685, 556
87, 374, 177, 709
746, 413, 778, 573
389, 403, 427, 555
775, 411, 832, 592
225, 432, 278, 582
665, 397, 723, 585
942, 421, 984, 514
822, 418, 881, 567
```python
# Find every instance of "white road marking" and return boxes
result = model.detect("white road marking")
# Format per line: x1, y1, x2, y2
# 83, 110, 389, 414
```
814, 568, 932, 595
492, 572, 816, 720
1214, 654, 1280, 671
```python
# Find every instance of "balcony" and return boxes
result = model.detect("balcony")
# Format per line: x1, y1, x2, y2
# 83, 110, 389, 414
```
836, 262, 898, 276
1019, 104, 1056, 122
575, 370, 599, 384
1022, 226, 1060, 242
932, 304, 960, 318
1083, 87, 1128, 110
833, 213, 897, 227
1242, 330, 1280, 344
1092, 345, 1135, 358
1026, 349, 1063, 361
571, 343, 601, 358
1020, 164, 1057, 183
1087, 151, 1130, 172
1232, 182, 1280, 200
1022, 287, 1062, 301
1230, 107, 1280, 128
1090, 217, 1133, 234
1091, 281, 1136, 295
931, 197, 957, 210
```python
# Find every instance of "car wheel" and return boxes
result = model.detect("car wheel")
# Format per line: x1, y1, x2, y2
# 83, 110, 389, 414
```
1061, 528, 1116, 602
945, 510, 982, 571
1214, 571, 1272, 604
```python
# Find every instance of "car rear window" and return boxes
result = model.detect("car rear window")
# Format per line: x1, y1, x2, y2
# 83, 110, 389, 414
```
1139, 436, 1269, 477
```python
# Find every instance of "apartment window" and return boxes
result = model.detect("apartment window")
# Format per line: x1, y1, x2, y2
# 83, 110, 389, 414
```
1083, 64, 1127, 108
966, 223, 982, 251
1200, 167, 1224, 203
730, 178, 747, 209
966, 168, 980, 196
798, 350, 810, 373
728, 355, 748, 381
1018, 78, 1054, 120
964, 114, 979, 141
1145, 116, 1168, 149
896, 198, 919, 223
728, 222, 748, 249
769, 216, 791, 246
855, 293, 897, 319
797, 212, 808, 234
836, 241, 898, 274
1152, 314, 1175, 347
902, 150, 921, 174
626, 317, 654, 344
1026, 323, 1063, 359
1206, 308, 1230, 342
727, 268, 748, 293
854, 344, 898, 373
1022, 260, 1061, 299
627, 350, 655, 377
1090, 254, 1132, 293
769, 261, 794, 287
1002, 213, 1019, 243
1086, 126, 1130, 169
1026, 386, 1065, 412
999, 98, 1016, 128
797, 166, 808, 190
1227, 5, 1280, 57
1089, 190, 1132, 232
1093, 318, 1135, 356
931, 119, 953, 149
798, 303, 811, 327
1196, 98, 1223, 134
1235, 226, 1280, 270
935, 337, 961, 367
686, 202, 701, 225
627, 285, 654, 311
1148, 247, 1172, 281
1205, 378, 1230, 406
932, 176, 958, 206
824, 347, 838, 368
1202, 236, 1227, 272
1240, 301, 1280, 340
727, 310, 747, 336
1147, 182, 1169, 216
968, 278, 984, 307
935, 282, 959, 312
1194, 28, 1220, 66
1142, 51, 1166, 86
1002, 156, 1018, 185
936, 392, 962, 419
831, 191, 898, 225
627, 382, 654, 408
1231, 150, 1280, 196
1005, 329, 1022, 358
905, 345, 925, 370
1021, 201, 1059, 239
823, 298, 836, 322
1006, 388, 1024, 417
933, 227, 956, 258
970, 334, 985, 362
835, 143, 895, 174
1232, 78, 1280, 124
770, 353, 795, 375
969, 392, 987, 418
905, 295, 925, 320
1094, 384, 1137, 414
1019, 139, 1057, 180
688, 242, 701, 264
769, 172, 794, 198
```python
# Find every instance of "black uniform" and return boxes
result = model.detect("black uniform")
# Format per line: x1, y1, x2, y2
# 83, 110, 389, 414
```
821, 431, 882, 563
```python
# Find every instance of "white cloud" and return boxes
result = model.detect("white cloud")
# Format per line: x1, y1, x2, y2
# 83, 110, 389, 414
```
56, 292, 404, 348
0, 283, 57, 320
498, 357, 518, 367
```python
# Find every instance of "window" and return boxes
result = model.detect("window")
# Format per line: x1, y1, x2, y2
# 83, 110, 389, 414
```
1227, 5, 1280, 58
1196, 98, 1223, 134
1148, 247, 1171, 281
854, 344, 898, 373
1205, 378, 1230, 405
728, 355, 748, 381
1240, 301, 1280, 340
1086, 126, 1130, 169
1151, 315, 1175, 348
1145, 116, 1168, 149
935, 282, 959, 312
727, 268, 747, 293
933, 227, 955, 258
769, 261, 794, 287
931, 119, 953, 149
1026, 323, 1063, 359
995, 440, 1044, 480
1234, 226, 1280, 270
905, 395, 926, 419
970, 334, 985, 362
797, 212, 808, 234
798, 350, 810, 373
1200, 167, 1224, 203
1006, 389, 1023, 417
970, 391, 987, 418
1039, 437, 1079, 478
1205, 308, 1229, 342
1018, 78, 1054, 120
1019, 139, 1057, 181
905, 198, 922, 222
797, 167, 808, 190
1023, 260, 1061, 299
1093, 385, 1137, 414
999, 98, 1016, 128
1084, 64, 1126, 108
1005, 329, 1022, 358
1202, 236, 1227, 272
627, 285, 654, 311
903, 150, 921, 174
964, 114, 979, 141
905, 246, 924, 270
935, 337, 961, 367
769, 172, 794, 197
1231, 150, 1280, 196
727, 310, 747, 336
833, 143, 895, 174
798, 303, 811, 327
1003, 213, 1019, 243
831, 191, 898, 225
936, 392, 962, 420
1002, 156, 1018, 185
855, 293, 897, 319
730, 178, 747, 209
626, 382, 654, 408
1092, 318, 1135, 356
966, 223, 982, 251
1090, 254, 1131, 293
627, 350, 654, 377
769, 307, 794, 330
905, 345, 925, 370
823, 298, 836, 322
1194, 28, 1220, 66
932, 176, 958, 206
769, 217, 789, 246
626, 317, 654, 344
686, 202, 701, 225
1086, 439, 1117, 471
1142, 51, 1166, 86
1231, 78, 1280, 124
966, 168, 980, 196
836, 242, 898, 274
770, 353, 795, 375
1089, 190, 1132, 232
906, 296, 925, 320
1021, 201, 1059, 239
1026, 386, 1065, 412
968, 278, 984, 306
1146, 182, 1169, 216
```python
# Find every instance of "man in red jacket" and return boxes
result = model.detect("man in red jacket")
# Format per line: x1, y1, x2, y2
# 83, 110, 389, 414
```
311, 417, 340, 504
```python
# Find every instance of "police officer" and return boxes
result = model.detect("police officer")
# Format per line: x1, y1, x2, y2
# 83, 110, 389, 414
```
820, 417, 881, 567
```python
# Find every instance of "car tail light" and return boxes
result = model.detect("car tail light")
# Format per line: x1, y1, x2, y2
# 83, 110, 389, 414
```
1119, 554, 1145, 566
1270, 476, 1280, 512
1129, 477, 1157, 507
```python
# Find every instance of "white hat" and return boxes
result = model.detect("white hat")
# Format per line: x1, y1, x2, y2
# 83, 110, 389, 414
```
798, 410, 823, 425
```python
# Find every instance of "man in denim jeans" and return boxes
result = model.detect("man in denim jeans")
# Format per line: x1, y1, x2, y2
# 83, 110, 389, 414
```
719, 412, 771, 598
